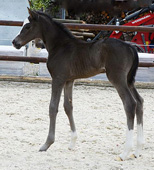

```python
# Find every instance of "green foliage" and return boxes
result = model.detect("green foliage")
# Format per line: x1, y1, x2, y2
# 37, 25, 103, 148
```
29, 0, 60, 17
29, 0, 51, 10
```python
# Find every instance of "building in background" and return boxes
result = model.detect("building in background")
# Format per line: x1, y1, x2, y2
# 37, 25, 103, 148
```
0, 0, 29, 45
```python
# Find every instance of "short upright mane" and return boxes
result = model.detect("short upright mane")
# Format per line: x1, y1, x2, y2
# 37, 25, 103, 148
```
36, 11, 75, 39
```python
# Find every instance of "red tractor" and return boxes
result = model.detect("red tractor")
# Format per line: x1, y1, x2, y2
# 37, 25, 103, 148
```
94, 3, 154, 53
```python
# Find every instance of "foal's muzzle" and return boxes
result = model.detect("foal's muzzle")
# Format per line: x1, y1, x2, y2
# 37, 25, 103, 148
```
12, 39, 22, 49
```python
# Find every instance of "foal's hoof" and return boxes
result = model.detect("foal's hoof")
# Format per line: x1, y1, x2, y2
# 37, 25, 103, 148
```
115, 156, 123, 161
130, 153, 141, 159
39, 143, 50, 152
130, 154, 137, 159
68, 144, 75, 151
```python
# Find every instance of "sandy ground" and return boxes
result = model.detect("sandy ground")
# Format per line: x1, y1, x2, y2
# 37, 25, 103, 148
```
0, 81, 154, 170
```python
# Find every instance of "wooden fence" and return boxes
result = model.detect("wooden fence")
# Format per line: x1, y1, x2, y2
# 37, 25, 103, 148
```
0, 20, 154, 67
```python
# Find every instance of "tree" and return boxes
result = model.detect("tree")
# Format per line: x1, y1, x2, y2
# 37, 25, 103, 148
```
29, 0, 60, 17
29, 0, 51, 10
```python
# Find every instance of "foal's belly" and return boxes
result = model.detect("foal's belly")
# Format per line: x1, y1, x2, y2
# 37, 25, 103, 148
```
72, 67, 106, 79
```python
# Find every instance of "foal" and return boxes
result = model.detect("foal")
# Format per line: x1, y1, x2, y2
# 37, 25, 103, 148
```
12, 9, 144, 161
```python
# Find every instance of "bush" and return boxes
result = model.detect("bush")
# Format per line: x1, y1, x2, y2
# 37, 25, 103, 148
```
29, 0, 51, 10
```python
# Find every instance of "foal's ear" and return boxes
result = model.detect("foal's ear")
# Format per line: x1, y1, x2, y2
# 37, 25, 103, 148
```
28, 0, 33, 8
27, 7, 39, 20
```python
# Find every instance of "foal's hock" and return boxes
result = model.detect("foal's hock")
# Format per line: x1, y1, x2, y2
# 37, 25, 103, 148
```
12, 8, 144, 161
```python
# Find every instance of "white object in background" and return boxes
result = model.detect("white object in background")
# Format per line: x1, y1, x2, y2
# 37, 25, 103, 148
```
27, 41, 42, 57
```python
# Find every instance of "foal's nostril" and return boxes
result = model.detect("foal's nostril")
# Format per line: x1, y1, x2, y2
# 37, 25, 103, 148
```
12, 39, 17, 46
12, 39, 21, 49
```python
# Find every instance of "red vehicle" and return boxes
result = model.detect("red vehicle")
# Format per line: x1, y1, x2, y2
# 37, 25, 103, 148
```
94, 3, 154, 53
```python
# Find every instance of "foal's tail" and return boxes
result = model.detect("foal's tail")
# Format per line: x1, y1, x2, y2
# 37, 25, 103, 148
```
127, 46, 139, 85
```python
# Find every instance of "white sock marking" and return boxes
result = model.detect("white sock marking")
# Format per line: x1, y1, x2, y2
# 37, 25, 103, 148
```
68, 131, 77, 150
135, 124, 144, 157
120, 127, 133, 160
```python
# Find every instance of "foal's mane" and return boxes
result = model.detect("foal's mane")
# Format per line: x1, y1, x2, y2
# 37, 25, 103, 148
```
36, 11, 75, 39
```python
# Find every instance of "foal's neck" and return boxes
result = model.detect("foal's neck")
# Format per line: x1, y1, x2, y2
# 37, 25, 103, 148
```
40, 18, 75, 53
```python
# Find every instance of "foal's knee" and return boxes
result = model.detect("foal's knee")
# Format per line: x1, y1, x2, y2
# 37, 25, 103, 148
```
49, 104, 58, 116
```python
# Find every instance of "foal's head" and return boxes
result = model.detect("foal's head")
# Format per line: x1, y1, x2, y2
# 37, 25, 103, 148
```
12, 8, 42, 49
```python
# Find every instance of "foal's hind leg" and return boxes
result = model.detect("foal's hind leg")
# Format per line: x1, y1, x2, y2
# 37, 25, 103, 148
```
39, 79, 64, 151
129, 84, 144, 158
106, 73, 136, 160
64, 81, 77, 150
117, 86, 137, 160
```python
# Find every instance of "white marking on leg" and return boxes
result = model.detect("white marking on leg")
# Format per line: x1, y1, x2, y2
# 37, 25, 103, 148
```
68, 131, 77, 150
120, 127, 133, 160
134, 124, 144, 157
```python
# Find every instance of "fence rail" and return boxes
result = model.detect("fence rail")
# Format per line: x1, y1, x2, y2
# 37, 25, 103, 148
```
0, 20, 23, 26
1, 20, 154, 32
0, 55, 47, 64
0, 55, 153, 67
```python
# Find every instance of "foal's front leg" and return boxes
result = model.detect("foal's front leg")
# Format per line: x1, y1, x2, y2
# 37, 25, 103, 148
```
64, 81, 77, 150
39, 79, 64, 151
